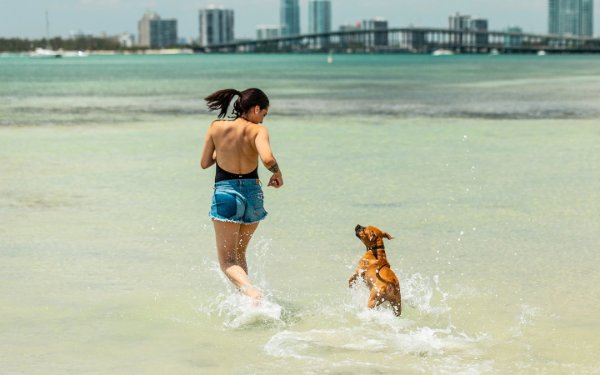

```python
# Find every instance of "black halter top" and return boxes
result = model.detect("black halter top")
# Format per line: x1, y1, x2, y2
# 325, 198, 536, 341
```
215, 163, 259, 182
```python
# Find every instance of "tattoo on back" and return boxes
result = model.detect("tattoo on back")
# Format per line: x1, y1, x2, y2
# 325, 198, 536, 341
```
269, 163, 280, 173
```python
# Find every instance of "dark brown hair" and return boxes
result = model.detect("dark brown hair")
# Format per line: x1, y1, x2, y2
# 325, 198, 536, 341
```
204, 88, 270, 119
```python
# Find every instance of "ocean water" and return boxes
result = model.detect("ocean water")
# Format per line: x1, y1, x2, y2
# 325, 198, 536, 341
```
1, 54, 600, 374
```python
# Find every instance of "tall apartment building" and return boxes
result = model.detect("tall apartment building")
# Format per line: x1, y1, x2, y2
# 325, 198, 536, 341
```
308, 0, 331, 34
470, 18, 489, 45
362, 17, 388, 47
280, 0, 300, 36
199, 5, 234, 47
504, 26, 524, 47
339, 22, 362, 45
256, 25, 280, 40
138, 11, 178, 48
308, 0, 331, 47
449, 12, 489, 46
549, 0, 594, 36
449, 12, 472, 31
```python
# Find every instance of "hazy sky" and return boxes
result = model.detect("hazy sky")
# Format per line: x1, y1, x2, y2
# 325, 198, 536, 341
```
1, 0, 598, 39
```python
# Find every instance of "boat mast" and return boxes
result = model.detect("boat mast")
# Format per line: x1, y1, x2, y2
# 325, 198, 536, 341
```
45, 10, 50, 47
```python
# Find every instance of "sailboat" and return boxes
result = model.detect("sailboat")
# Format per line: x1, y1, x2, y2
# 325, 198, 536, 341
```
30, 47, 62, 58
30, 11, 63, 58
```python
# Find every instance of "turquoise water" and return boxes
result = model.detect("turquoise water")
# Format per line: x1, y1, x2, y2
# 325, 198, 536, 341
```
2, 54, 600, 125
1, 54, 600, 374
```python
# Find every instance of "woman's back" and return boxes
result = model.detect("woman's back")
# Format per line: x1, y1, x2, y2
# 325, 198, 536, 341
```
211, 119, 261, 174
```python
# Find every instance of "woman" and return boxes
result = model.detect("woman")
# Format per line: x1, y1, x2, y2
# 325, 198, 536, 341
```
200, 88, 283, 301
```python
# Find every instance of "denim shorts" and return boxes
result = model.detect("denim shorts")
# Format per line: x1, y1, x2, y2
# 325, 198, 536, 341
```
209, 179, 268, 224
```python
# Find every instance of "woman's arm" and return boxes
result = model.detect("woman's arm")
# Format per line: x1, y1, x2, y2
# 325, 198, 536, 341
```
255, 127, 283, 188
200, 125, 216, 169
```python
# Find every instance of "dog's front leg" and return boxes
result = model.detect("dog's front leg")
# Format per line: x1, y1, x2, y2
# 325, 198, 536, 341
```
348, 271, 360, 287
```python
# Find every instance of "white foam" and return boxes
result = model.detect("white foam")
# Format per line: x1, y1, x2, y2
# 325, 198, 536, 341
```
264, 325, 489, 365
219, 294, 283, 329
199, 238, 285, 329
402, 273, 451, 316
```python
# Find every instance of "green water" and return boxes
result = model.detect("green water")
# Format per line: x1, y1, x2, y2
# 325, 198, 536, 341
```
1, 54, 600, 374
2, 54, 600, 125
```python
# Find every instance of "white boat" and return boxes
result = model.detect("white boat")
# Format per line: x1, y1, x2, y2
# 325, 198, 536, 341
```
29, 48, 62, 58
63, 51, 89, 58
432, 49, 454, 56
30, 48, 89, 58
537, 50, 547, 56
490, 49, 500, 55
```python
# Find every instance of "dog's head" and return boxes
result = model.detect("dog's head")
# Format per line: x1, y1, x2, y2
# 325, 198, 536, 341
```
355, 224, 393, 249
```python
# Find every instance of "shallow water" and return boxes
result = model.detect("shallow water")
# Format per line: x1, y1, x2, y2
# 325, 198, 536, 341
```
1, 55, 600, 374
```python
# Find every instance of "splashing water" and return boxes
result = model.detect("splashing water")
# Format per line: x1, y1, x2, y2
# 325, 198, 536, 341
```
197, 237, 284, 329
218, 293, 283, 329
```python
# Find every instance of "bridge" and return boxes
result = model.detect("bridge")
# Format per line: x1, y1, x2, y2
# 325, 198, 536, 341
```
195, 27, 600, 54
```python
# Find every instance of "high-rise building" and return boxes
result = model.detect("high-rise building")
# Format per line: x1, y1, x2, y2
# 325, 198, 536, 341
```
470, 18, 489, 46
339, 22, 362, 45
449, 12, 489, 46
308, 0, 331, 47
549, 0, 594, 36
308, 0, 331, 34
138, 11, 178, 48
449, 12, 471, 31
362, 17, 388, 47
504, 26, 524, 47
280, 0, 300, 36
256, 25, 280, 40
199, 5, 234, 47
138, 11, 158, 47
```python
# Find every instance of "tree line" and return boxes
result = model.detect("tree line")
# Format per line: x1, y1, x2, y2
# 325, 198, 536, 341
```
0, 36, 130, 52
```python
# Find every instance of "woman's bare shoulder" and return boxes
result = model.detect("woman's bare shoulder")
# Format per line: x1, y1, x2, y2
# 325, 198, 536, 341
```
209, 119, 236, 131
210, 119, 228, 127
248, 123, 267, 137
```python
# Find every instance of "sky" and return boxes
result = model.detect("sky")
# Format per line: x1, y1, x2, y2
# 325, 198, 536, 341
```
1, 0, 598, 39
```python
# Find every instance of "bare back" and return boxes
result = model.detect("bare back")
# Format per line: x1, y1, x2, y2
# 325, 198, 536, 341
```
210, 119, 261, 174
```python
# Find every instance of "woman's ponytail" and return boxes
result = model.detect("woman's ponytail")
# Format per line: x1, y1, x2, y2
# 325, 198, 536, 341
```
205, 88, 269, 119
204, 89, 240, 118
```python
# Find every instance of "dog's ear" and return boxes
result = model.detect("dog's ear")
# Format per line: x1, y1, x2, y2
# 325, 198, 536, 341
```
368, 230, 378, 242
383, 232, 394, 240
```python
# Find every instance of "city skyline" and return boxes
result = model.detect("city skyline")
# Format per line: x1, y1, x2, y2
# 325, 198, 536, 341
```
1, 0, 599, 39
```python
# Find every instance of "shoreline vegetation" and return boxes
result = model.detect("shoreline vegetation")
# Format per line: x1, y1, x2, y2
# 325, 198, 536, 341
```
0, 36, 195, 55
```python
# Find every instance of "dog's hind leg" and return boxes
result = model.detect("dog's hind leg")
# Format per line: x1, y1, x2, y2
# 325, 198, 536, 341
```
390, 299, 402, 317
388, 292, 402, 317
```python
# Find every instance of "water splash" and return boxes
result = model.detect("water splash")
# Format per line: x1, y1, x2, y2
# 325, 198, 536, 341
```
510, 304, 540, 337
197, 237, 285, 329
402, 273, 451, 316
218, 293, 283, 329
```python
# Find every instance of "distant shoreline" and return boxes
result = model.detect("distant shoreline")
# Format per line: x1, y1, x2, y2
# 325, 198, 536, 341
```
3, 48, 600, 56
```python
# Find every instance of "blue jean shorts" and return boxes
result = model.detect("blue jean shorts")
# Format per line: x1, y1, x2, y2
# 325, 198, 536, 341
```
209, 179, 268, 224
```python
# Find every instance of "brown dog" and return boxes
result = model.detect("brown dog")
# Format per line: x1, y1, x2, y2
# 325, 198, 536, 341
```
348, 224, 401, 316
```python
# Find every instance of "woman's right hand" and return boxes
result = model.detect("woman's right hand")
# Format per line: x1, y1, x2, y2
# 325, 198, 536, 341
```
268, 171, 283, 188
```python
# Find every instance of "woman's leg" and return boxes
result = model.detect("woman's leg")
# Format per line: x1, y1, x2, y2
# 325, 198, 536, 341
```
213, 220, 262, 300
237, 222, 259, 274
